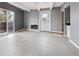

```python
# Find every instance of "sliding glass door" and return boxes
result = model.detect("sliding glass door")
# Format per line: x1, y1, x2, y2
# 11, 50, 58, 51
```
0, 9, 7, 36
6, 11, 15, 33
0, 8, 15, 37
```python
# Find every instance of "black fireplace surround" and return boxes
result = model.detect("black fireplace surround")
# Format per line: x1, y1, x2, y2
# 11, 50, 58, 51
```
31, 25, 38, 29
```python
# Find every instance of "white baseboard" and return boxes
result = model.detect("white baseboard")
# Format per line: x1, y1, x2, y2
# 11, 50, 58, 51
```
27, 29, 40, 32
64, 35, 79, 49
69, 39, 79, 49
51, 31, 63, 33
64, 35, 68, 38
16, 28, 27, 32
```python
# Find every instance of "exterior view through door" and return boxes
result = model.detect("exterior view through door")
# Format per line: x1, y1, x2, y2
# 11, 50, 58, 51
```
0, 8, 15, 36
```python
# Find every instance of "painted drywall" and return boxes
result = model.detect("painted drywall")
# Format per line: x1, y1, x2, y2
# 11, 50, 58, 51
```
0, 2, 24, 30
24, 10, 39, 30
70, 2, 79, 46
24, 11, 29, 28
51, 7, 62, 32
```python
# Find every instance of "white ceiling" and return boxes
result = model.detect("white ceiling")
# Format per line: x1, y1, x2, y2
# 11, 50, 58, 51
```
8, 2, 64, 11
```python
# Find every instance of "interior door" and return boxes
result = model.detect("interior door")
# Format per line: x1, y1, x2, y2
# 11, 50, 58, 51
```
40, 11, 51, 31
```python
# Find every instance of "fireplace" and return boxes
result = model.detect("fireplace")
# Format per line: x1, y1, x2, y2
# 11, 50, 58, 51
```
31, 25, 38, 29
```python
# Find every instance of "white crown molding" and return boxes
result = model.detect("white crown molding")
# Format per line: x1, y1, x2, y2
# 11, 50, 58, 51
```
7, 2, 64, 12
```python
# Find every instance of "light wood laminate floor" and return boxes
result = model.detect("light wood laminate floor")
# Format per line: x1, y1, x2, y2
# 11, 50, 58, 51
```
0, 31, 79, 56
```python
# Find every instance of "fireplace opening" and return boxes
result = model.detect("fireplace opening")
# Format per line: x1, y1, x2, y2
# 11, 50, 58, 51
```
31, 25, 38, 29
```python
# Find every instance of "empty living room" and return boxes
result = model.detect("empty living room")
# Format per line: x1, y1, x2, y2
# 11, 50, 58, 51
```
0, 0, 79, 58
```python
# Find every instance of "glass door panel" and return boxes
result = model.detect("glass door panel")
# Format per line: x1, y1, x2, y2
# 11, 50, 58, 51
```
0, 9, 7, 37
6, 11, 15, 33
40, 11, 51, 31
0, 8, 15, 37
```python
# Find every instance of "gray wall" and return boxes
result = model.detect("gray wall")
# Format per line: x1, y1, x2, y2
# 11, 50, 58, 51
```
0, 2, 24, 30
51, 7, 62, 32
61, 2, 79, 46
24, 10, 39, 30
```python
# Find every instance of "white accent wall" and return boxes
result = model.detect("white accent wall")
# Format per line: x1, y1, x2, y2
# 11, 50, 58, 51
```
24, 8, 62, 32
70, 2, 79, 46
61, 2, 79, 46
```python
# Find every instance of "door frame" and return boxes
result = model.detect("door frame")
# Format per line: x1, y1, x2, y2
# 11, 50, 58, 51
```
39, 10, 51, 32
61, 12, 64, 33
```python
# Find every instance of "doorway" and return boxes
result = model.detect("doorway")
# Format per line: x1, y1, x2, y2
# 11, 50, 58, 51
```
65, 6, 70, 38
0, 8, 15, 37
40, 11, 51, 32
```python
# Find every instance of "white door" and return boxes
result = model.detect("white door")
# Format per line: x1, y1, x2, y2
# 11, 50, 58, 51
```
40, 11, 51, 31
6, 11, 15, 33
